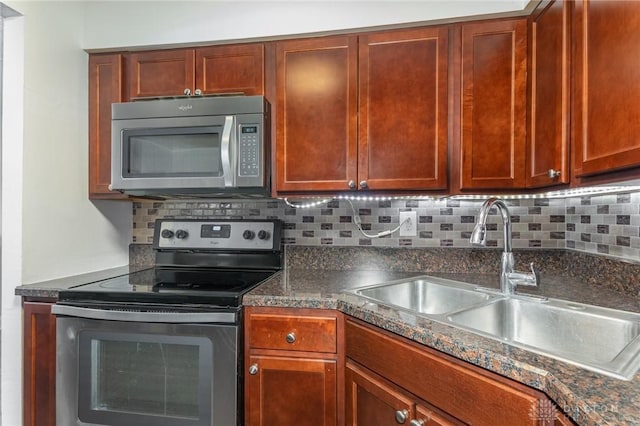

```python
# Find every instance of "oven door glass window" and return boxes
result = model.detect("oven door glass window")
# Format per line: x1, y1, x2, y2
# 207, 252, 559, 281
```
77, 332, 215, 426
123, 126, 223, 178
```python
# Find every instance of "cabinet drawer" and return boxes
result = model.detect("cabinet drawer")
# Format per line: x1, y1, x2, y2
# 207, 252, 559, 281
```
248, 311, 337, 353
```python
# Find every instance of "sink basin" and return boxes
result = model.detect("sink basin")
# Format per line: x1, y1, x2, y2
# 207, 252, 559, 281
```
353, 276, 497, 315
447, 297, 640, 380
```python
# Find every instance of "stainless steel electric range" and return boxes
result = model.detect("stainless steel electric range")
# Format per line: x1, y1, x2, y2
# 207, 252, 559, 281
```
52, 219, 282, 426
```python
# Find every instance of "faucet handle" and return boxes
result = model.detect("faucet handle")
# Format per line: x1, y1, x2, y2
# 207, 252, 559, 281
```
529, 262, 540, 284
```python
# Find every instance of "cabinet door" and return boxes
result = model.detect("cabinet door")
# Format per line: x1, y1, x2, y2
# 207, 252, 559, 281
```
459, 19, 527, 190
275, 36, 358, 193
127, 49, 195, 99
527, 0, 570, 188
359, 27, 449, 191
88, 53, 128, 199
345, 361, 415, 426
195, 44, 264, 95
572, 0, 640, 177
246, 355, 337, 426
23, 301, 56, 426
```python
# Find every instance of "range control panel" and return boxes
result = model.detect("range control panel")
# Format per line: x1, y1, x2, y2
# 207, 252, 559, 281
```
154, 219, 281, 251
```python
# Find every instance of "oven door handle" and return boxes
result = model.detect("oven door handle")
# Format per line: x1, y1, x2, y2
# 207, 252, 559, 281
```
51, 304, 237, 324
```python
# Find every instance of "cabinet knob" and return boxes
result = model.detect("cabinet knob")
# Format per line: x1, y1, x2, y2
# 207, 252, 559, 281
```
547, 169, 561, 179
395, 409, 409, 424
194, 88, 202, 96
360, 180, 368, 189
249, 364, 259, 375
184, 88, 191, 96
348, 180, 356, 189
410, 420, 425, 426
286, 332, 296, 344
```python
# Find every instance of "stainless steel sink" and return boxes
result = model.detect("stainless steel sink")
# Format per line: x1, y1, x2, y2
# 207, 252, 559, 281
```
353, 276, 497, 315
447, 297, 640, 380
349, 275, 640, 380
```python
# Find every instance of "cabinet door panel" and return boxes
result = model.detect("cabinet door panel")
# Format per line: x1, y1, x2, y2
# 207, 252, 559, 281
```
346, 361, 415, 426
128, 49, 195, 99
573, 0, 640, 177
196, 44, 264, 95
528, 0, 570, 187
23, 302, 56, 426
359, 27, 449, 190
246, 355, 337, 426
275, 36, 358, 192
88, 54, 128, 199
460, 19, 527, 189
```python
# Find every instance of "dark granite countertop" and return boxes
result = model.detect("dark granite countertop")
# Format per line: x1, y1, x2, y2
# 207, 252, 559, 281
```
15, 265, 151, 299
244, 269, 640, 426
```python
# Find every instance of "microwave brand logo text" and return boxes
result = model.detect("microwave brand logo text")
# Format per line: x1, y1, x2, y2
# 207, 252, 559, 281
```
178, 104, 193, 112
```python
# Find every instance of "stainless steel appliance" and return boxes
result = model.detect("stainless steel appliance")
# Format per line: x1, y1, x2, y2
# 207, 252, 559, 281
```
110, 96, 270, 197
52, 219, 282, 426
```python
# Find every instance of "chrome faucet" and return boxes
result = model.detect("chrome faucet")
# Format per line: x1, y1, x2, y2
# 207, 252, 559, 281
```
470, 198, 539, 295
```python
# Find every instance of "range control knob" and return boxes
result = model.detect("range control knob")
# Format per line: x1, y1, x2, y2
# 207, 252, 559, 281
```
175, 229, 189, 239
243, 230, 256, 240
257, 230, 270, 240
161, 229, 174, 239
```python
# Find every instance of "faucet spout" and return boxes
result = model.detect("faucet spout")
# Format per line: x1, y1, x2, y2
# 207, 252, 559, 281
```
470, 198, 537, 295
470, 198, 512, 253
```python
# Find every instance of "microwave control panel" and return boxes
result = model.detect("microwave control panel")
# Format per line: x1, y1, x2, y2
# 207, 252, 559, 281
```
239, 125, 260, 177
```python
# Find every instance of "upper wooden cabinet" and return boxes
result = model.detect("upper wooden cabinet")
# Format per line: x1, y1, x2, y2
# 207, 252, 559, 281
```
88, 53, 128, 199
127, 44, 264, 99
275, 28, 449, 194
572, 0, 640, 180
527, 0, 570, 188
275, 36, 358, 193
359, 27, 449, 191
456, 19, 528, 191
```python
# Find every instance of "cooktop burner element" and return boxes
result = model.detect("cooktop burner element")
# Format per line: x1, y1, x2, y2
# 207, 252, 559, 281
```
57, 219, 282, 307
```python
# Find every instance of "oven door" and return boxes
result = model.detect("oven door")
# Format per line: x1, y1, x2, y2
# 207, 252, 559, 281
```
55, 311, 239, 426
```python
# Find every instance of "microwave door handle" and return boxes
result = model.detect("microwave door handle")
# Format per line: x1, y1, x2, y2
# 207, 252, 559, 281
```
221, 115, 236, 187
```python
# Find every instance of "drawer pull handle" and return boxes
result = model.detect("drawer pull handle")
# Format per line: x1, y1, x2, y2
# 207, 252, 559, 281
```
395, 409, 409, 424
286, 332, 296, 344
249, 364, 259, 375
410, 420, 425, 426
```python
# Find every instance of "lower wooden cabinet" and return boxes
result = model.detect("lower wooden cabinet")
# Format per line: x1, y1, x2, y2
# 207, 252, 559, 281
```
345, 317, 574, 426
244, 307, 344, 425
347, 360, 460, 426
23, 300, 56, 426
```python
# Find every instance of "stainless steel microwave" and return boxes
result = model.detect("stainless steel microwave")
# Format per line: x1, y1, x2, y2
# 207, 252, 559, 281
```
110, 95, 270, 197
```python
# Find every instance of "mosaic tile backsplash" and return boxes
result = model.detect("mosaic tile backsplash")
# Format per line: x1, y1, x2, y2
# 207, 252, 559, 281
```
132, 191, 640, 263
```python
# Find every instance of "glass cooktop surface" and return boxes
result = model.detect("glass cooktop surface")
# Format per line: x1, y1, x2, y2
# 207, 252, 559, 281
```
57, 267, 278, 307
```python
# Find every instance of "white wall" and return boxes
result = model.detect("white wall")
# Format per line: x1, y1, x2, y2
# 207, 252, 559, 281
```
83, 0, 529, 50
7, 1, 131, 285
2, 11, 24, 426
